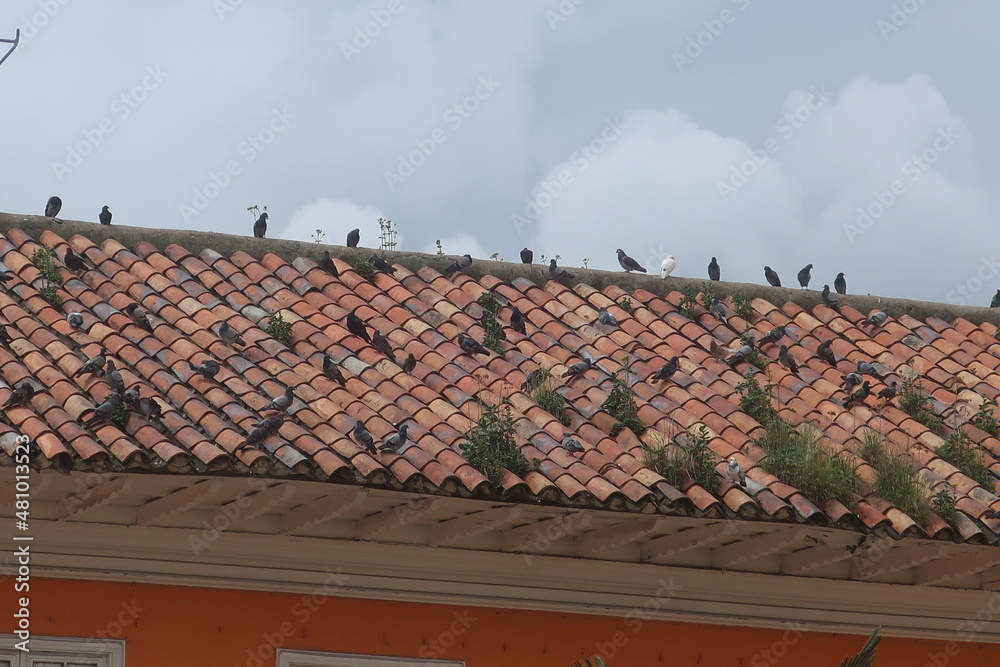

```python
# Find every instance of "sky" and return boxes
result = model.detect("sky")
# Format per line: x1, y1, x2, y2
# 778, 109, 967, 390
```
3, 1, 999, 306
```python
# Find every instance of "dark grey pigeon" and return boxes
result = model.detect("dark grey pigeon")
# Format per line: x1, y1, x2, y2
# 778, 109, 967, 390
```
380, 422, 410, 453
188, 359, 221, 380
353, 420, 376, 455
45, 196, 62, 219
709, 296, 728, 324
370, 254, 397, 274
843, 381, 871, 408
218, 322, 246, 346
121, 387, 140, 410
509, 306, 526, 335
778, 345, 800, 378
596, 308, 619, 327
3, 381, 35, 409
123, 303, 153, 333
346, 313, 371, 343
561, 436, 584, 453
726, 335, 755, 366
860, 309, 889, 330
371, 331, 393, 357
841, 372, 863, 393
520, 248, 533, 264
318, 251, 339, 277
346, 228, 360, 248
797, 264, 813, 289
444, 254, 472, 277
263, 386, 294, 412
991, 290, 1000, 309
759, 326, 785, 346
253, 212, 268, 238
85, 391, 121, 425
708, 257, 720, 281
834, 272, 847, 295
105, 359, 125, 394
64, 247, 87, 272
66, 312, 85, 330
137, 396, 163, 421
99, 206, 112, 225
821, 285, 840, 312
399, 352, 416, 374
548, 258, 575, 282
561, 357, 593, 378
856, 361, 883, 379
0, 323, 11, 345
764, 266, 781, 287
617, 249, 646, 273
323, 354, 347, 386
816, 339, 836, 366
239, 416, 282, 451
74, 348, 107, 378
650, 356, 679, 383
877, 381, 898, 400
0, 271, 13, 284
457, 333, 490, 357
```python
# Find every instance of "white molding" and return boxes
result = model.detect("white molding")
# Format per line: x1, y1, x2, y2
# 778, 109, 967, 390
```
0, 635, 125, 667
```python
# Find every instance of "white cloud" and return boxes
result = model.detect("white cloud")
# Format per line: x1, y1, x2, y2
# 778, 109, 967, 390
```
280, 198, 393, 247
420, 233, 488, 260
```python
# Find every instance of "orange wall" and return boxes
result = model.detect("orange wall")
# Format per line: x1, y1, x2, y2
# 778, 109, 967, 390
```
4, 577, 999, 666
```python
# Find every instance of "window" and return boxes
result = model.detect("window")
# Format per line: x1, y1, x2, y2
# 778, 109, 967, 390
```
0, 637, 124, 667
277, 650, 463, 667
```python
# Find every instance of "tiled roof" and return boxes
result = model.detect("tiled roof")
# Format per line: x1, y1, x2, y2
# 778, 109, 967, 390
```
2, 215, 1000, 546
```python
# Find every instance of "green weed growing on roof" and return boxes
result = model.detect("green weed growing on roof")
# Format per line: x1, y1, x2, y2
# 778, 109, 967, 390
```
931, 486, 957, 523
265, 311, 293, 347
31, 247, 62, 285
37, 281, 61, 308
858, 429, 930, 524
460, 396, 528, 489
969, 397, 999, 436
525, 367, 570, 426
938, 431, 990, 487
617, 297, 634, 315
643, 425, 715, 490
731, 292, 755, 322
758, 421, 859, 508
476, 292, 505, 357
736, 374, 778, 425
678, 284, 699, 319
698, 281, 717, 311
602, 356, 646, 438
349, 255, 376, 282
897, 372, 942, 434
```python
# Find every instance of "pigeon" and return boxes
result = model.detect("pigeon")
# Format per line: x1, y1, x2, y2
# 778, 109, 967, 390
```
777, 345, 800, 378
549, 258, 575, 282
816, 339, 837, 366
521, 369, 548, 391
708, 339, 727, 360
399, 352, 416, 374
595, 308, 619, 327
726, 335, 755, 366
218, 322, 246, 347
239, 417, 281, 451
509, 307, 526, 335
188, 359, 221, 380
253, 212, 268, 238
857, 361, 883, 379
371, 331, 393, 357
0, 324, 11, 345
650, 356, 679, 383
877, 381, 898, 401
821, 285, 840, 312
764, 266, 781, 287
66, 312, 85, 330
834, 272, 847, 295
843, 381, 871, 408
520, 248, 533, 264
860, 309, 889, 331
353, 420, 377, 455
444, 254, 472, 277
562, 357, 593, 379
759, 326, 786, 346
85, 392, 122, 425
456, 333, 490, 357
263, 386, 294, 412
137, 396, 163, 421
74, 348, 107, 378
370, 254, 397, 274
0, 271, 14, 283
3, 381, 34, 409
841, 372, 863, 393
323, 354, 347, 386
727, 457, 747, 487
561, 436, 584, 453
708, 257, 721, 282
45, 196, 62, 218
992, 290, 1000, 309
99, 206, 112, 225
121, 387, 140, 410
64, 247, 87, 271
617, 249, 647, 273
659, 255, 677, 279
797, 264, 813, 289
105, 359, 125, 394
123, 303, 154, 333
346, 228, 360, 248
318, 251, 339, 277
380, 422, 410, 453
709, 296, 728, 324
346, 313, 371, 343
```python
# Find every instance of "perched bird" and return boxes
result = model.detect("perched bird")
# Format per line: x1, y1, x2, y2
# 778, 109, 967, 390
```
444, 254, 472, 277
456, 333, 490, 357
218, 322, 246, 346
816, 339, 836, 366
727, 457, 747, 487
371, 331, 393, 357
105, 359, 125, 394
860, 309, 889, 331
253, 212, 268, 238
650, 356, 679, 383
64, 247, 87, 271
708, 339, 727, 360
66, 312, 85, 330
726, 335, 755, 366
346, 313, 371, 343
877, 381, 898, 401
188, 359, 221, 380
74, 348, 107, 378
318, 251, 339, 277
3, 382, 34, 409
520, 248, 533, 264
764, 266, 781, 287
778, 345, 800, 378
561, 436, 584, 453
843, 381, 871, 408
841, 372, 863, 393
509, 306, 526, 335
99, 206, 112, 225
239, 417, 280, 451
263, 386, 295, 412
856, 361, 883, 379
380, 422, 410, 453
521, 369, 548, 391
0, 324, 11, 345
323, 354, 347, 386
759, 326, 786, 346
369, 254, 396, 274
659, 255, 677, 279
45, 196, 62, 218
85, 392, 121, 425
797, 264, 813, 289
137, 396, 163, 421
123, 303, 153, 333
834, 272, 847, 295
121, 387, 140, 410
708, 257, 721, 282
595, 308, 619, 327
562, 357, 593, 379
0, 271, 14, 283
399, 352, 416, 374
991, 290, 1000, 309
617, 249, 647, 273
353, 419, 377, 455
549, 258, 575, 282
821, 284, 840, 311
709, 296, 728, 324
346, 228, 360, 248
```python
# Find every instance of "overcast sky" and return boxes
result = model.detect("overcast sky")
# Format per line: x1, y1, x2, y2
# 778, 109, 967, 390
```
3, 1, 999, 305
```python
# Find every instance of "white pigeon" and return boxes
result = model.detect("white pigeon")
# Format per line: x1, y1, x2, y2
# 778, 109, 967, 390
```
727, 457, 747, 487
659, 255, 677, 279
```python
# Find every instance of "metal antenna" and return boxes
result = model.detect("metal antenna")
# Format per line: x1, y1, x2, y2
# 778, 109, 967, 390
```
0, 29, 20, 69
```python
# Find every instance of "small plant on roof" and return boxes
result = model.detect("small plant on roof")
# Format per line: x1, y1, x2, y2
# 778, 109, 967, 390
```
739, 327, 770, 371
377, 217, 397, 251
858, 428, 930, 524
110, 400, 129, 430
897, 372, 942, 433
736, 374, 778, 425
476, 292, 506, 357
349, 255, 377, 282
645, 424, 717, 490
698, 281, 717, 312
37, 280, 60, 307
930, 486, 957, 522
758, 421, 859, 508
582, 258, 590, 269
938, 431, 990, 487
617, 297, 634, 315
265, 311, 293, 347
31, 247, 62, 285
731, 292, 755, 322
310, 229, 326, 244
525, 367, 570, 426
460, 395, 528, 489
435, 239, 444, 256
678, 284, 699, 319
969, 397, 999, 436
602, 356, 646, 438
489, 252, 503, 262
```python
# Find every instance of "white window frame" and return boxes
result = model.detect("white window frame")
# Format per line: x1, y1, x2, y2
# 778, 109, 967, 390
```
277, 649, 463, 667
0, 636, 124, 667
